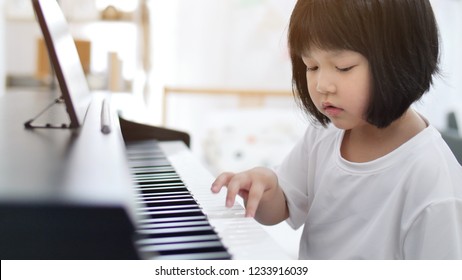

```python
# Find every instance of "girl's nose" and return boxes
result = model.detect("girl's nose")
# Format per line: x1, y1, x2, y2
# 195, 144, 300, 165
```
316, 71, 336, 94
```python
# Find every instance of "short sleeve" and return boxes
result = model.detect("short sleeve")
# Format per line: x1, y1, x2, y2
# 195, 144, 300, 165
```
274, 128, 312, 229
403, 199, 462, 259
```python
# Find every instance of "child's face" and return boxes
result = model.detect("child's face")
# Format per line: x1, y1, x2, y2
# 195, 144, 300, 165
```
302, 48, 372, 130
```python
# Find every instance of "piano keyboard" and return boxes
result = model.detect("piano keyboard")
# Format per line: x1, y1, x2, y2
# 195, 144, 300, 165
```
126, 140, 290, 260
126, 140, 231, 260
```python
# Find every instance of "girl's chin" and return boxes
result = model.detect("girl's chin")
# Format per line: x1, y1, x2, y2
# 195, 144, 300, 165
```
327, 117, 361, 130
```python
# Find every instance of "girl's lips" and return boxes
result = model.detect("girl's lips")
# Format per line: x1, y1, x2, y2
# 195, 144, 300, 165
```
322, 102, 344, 117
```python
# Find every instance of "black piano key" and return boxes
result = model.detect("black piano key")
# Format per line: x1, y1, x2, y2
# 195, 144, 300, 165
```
138, 216, 207, 224
139, 196, 196, 203
140, 241, 227, 255
132, 168, 176, 175
140, 199, 197, 208
132, 173, 179, 180
130, 161, 172, 168
132, 168, 176, 173
133, 174, 181, 180
141, 197, 196, 204
134, 178, 182, 183
140, 209, 206, 220
139, 195, 195, 203
152, 252, 231, 260
129, 156, 170, 160
138, 220, 211, 230
138, 205, 201, 213
141, 229, 218, 239
136, 192, 192, 199
133, 168, 176, 173
129, 155, 169, 160
137, 186, 189, 194
128, 154, 165, 159
149, 245, 230, 259
140, 194, 192, 201
136, 234, 220, 246
131, 168, 174, 174
136, 182, 185, 187
133, 159, 167, 164
131, 164, 173, 169
140, 240, 230, 259
135, 179, 184, 185
138, 225, 215, 235
136, 186, 187, 192
129, 154, 167, 158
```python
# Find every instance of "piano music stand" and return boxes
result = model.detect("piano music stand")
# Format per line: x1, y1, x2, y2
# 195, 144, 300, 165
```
26, 0, 92, 129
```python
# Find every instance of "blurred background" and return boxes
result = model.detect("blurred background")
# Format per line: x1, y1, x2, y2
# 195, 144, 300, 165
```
0, 0, 461, 258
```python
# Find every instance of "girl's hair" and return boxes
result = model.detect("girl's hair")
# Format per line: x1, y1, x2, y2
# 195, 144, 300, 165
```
288, 0, 440, 128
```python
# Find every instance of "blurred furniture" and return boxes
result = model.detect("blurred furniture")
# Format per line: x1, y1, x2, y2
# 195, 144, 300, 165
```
162, 86, 293, 125
441, 111, 462, 165
36, 38, 91, 80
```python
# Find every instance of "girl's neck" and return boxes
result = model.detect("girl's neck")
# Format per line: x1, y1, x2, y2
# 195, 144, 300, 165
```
341, 108, 427, 162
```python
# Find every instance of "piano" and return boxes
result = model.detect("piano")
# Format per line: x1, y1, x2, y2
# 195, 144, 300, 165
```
0, 88, 290, 260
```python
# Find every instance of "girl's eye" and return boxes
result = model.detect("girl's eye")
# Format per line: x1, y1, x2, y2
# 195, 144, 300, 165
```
336, 66, 355, 72
306, 66, 318, 72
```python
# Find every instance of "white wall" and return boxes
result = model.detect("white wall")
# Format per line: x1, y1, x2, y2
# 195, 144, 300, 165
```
147, 0, 297, 123
171, 0, 296, 90
148, 0, 296, 90
0, 0, 5, 94
3, 0, 38, 77
416, 0, 462, 133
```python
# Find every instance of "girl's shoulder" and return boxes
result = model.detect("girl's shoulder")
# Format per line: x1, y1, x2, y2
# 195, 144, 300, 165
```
412, 126, 460, 169
403, 125, 462, 196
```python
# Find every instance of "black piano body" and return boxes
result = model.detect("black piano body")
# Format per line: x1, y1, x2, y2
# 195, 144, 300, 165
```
0, 90, 192, 259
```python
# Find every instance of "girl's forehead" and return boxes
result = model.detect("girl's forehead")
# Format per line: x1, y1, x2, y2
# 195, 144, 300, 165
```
302, 48, 359, 59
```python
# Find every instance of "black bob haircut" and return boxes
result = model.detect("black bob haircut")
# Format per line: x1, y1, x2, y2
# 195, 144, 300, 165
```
288, 0, 440, 128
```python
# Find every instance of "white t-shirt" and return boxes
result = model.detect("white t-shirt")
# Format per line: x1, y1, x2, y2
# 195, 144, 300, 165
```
276, 123, 462, 259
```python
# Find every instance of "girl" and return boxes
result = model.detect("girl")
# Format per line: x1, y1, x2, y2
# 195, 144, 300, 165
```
211, 0, 462, 259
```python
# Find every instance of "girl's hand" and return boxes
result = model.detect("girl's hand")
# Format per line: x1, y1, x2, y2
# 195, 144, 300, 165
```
211, 167, 280, 219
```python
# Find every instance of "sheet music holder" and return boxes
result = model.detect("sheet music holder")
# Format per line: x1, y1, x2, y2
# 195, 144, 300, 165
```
27, 0, 92, 129
23, 96, 71, 129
